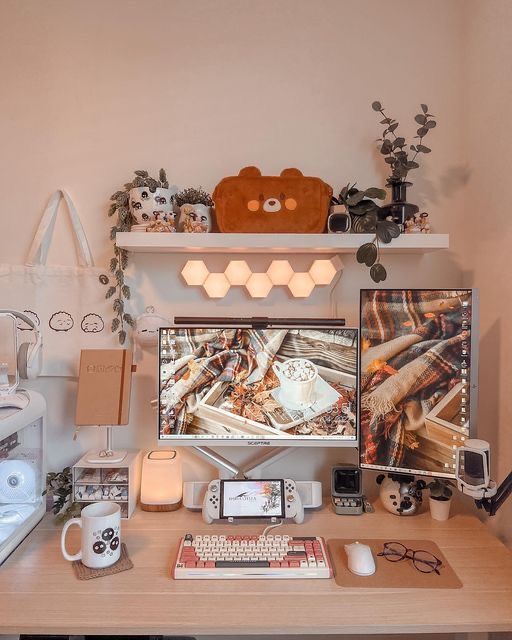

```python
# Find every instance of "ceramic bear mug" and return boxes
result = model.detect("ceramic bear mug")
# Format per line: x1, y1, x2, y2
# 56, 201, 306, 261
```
61, 502, 121, 568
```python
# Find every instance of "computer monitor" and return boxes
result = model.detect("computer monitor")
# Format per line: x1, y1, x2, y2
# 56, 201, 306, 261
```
158, 324, 358, 447
359, 289, 477, 479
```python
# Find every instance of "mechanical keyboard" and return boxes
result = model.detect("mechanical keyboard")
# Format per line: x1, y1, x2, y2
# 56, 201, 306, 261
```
172, 533, 333, 579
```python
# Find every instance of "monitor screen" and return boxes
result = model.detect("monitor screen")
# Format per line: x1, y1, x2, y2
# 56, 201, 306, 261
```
359, 289, 477, 478
159, 326, 358, 446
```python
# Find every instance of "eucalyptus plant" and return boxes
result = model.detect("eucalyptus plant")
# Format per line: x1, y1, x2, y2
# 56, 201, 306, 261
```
372, 101, 437, 183
107, 168, 169, 344
334, 184, 400, 283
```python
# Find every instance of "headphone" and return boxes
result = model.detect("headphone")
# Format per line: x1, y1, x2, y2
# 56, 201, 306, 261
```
0, 310, 42, 380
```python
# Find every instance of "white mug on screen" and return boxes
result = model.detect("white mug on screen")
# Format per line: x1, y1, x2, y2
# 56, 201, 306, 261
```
61, 502, 121, 568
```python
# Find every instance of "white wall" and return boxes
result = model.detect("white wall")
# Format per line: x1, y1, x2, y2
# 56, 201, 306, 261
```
0, 1, 470, 496
464, 0, 512, 547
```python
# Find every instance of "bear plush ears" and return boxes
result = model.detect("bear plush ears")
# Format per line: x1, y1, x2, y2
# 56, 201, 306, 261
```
238, 166, 304, 178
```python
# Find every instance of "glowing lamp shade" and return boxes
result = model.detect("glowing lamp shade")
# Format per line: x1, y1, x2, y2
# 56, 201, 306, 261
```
245, 273, 273, 298
309, 256, 344, 285
181, 260, 209, 286
267, 260, 294, 285
224, 260, 252, 285
203, 272, 231, 298
288, 272, 315, 298
141, 450, 182, 512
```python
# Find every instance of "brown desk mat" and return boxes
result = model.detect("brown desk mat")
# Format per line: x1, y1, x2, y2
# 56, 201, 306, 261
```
72, 543, 133, 580
327, 539, 462, 589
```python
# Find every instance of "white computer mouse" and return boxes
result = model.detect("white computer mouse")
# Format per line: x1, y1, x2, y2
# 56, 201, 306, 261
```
344, 541, 376, 576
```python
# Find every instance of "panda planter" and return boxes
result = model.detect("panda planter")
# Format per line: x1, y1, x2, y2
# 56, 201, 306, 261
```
129, 186, 178, 229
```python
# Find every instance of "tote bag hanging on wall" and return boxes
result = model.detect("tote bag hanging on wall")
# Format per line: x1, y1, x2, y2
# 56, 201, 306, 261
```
0, 190, 118, 376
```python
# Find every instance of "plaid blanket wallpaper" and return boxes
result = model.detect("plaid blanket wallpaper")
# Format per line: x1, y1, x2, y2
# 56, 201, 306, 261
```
160, 328, 287, 435
360, 289, 470, 472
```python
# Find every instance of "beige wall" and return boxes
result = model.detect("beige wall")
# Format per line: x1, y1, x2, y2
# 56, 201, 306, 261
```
464, 0, 512, 547
2, 0, 508, 541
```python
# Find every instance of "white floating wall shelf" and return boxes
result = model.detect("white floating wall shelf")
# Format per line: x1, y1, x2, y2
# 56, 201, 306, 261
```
116, 232, 449, 254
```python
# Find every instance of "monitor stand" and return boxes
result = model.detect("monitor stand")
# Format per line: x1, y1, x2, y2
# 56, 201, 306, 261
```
192, 446, 294, 479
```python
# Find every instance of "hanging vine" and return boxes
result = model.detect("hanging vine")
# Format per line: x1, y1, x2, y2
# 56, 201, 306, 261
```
107, 168, 168, 344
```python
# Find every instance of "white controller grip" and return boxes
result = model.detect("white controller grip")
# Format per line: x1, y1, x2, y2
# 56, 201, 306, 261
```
202, 479, 221, 524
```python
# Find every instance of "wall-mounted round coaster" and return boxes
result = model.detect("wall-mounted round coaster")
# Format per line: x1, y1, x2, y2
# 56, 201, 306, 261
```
72, 543, 133, 580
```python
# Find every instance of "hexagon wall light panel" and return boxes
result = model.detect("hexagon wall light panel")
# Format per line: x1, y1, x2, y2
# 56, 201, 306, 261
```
203, 273, 231, 298
224, 260, 252, 285
267, 260, 294, 285
245, 273, 273, 298
181, 260, 209, 286
288, 272, 315, 298
309, 256, 344, 285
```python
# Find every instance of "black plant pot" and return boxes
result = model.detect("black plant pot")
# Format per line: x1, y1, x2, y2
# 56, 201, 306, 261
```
379, 180, 419, 228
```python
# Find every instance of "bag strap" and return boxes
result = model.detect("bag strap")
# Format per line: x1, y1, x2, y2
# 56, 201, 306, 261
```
26, 190, 94, 267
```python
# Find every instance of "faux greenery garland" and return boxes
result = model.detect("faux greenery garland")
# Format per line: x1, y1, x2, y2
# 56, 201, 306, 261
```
107, 168, 169, 344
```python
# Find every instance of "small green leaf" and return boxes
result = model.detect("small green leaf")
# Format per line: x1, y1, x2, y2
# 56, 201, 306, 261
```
109, 257, 118, 272
118, 330, 127, 345
111, 317, 120, 332
388, 122, 399, 133
415, 114, 427, 125
110, 190, 124, 201
370, 263, 387, 283
122, 284, 131, 299
393, 137, 406, 148
356, 242, 378, 267
417, 144, 431, 153
372, 101, 382, 111
346, 191, 365, 206
376, 220, 401, 244
105, 286, 116, 299
108, 204, 117, 217
406, 161, 420, 169
425, 120, 436, 129
363, 187, 387, 200
417, 127, 428, 137
380, 140, 393, 155
421, 103, 428, 113
135, 170, 149, 178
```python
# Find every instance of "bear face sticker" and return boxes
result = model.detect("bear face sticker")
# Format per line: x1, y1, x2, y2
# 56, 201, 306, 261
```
81, 313, 104, 333
247, 193, 297, 213
49, 311, 74, 332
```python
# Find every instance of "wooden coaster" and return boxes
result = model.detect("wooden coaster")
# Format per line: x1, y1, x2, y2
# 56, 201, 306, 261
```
72, 543, 133, 580
327, 539, 462, 589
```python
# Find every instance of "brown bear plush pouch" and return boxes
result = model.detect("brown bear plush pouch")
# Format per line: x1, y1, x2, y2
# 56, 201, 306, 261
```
213, 166, 333, 233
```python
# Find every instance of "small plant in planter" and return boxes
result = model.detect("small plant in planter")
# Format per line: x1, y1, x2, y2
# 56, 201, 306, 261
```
175, 187, 214, 233
107, 169, 171, 344
46, 467, 81, 524
426, 478, 454, 521
334, 184, 400, 282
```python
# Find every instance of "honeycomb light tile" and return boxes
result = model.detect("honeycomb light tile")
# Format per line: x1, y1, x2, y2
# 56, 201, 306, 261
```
224, 260, 252, 286
308, 257, 343, 285
181, 260, 209, 286
245, 273, 273, 298
267, 260, 294, 285
203, 273, 231, 298
287, 272, 315, 298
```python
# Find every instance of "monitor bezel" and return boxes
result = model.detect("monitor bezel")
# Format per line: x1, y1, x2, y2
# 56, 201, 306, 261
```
158, 323, 359, 448
358, 288, 479, 479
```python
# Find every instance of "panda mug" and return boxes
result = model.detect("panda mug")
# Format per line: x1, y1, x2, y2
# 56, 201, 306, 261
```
61, 502, 121, 568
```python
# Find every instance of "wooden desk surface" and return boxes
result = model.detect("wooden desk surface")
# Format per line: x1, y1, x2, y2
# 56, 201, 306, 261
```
0, 501, 511, 636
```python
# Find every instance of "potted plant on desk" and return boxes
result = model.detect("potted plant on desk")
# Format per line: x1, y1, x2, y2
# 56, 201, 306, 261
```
426, 478, 454, 521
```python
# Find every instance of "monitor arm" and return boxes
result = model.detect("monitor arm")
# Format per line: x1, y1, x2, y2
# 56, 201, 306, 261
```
475, 470, 512, 516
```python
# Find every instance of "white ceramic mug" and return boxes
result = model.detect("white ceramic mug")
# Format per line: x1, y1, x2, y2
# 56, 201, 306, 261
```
61, 502, 121, 568
272, 358, 318, 408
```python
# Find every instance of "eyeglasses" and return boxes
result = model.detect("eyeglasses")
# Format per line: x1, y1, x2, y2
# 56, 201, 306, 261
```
377, 541, 443, 574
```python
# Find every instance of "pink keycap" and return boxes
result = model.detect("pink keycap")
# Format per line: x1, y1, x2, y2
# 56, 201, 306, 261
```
185, 562, 196, 568
205, 561, 215, 568
289, 560, 300, 568
270, 561, 280, 568
197, 561, 205, 568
